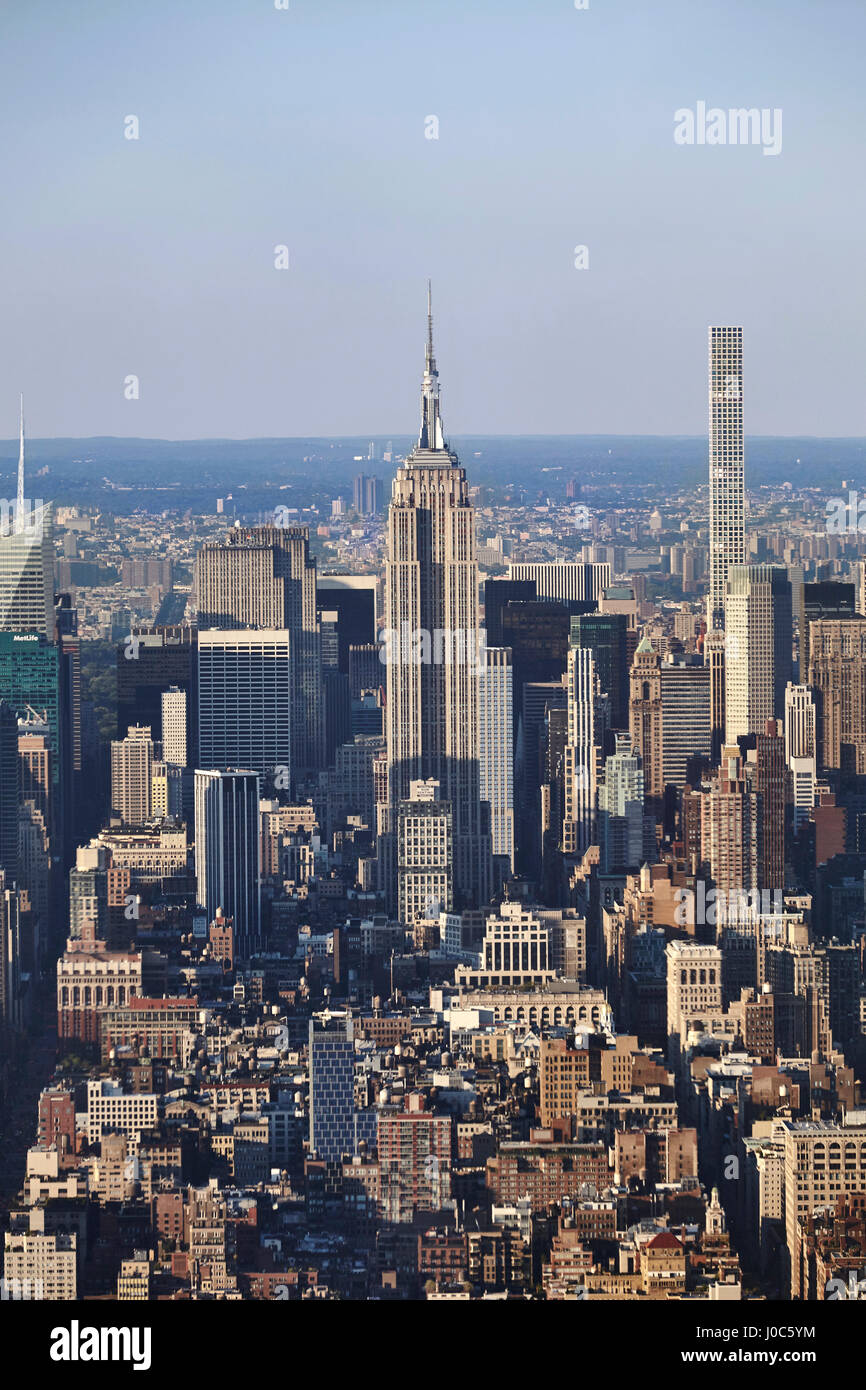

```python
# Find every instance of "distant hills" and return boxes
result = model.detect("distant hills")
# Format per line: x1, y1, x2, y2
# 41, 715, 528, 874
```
0, 434, 863, 513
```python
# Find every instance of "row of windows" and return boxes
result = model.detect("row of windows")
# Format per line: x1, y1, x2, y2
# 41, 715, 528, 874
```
60, 986, 132, 1006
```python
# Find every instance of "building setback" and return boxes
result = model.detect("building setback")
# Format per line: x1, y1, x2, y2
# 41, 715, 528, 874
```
379, 288, 492, 910
196, 525, 322, 777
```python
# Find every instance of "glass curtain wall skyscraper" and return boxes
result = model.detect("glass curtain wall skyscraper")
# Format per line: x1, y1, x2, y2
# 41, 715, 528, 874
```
196, 525, 322, 780
0, 399, 54, 640
194, 769, 261, 952
197, 629, 292, 787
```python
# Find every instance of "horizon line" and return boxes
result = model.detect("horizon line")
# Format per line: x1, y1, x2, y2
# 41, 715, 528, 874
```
0, 431, 864, 446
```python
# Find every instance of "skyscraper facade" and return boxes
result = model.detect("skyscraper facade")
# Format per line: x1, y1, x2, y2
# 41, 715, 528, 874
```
352, 475, 383, 516
801, 582, 855, 675
752, 721, 786, 894
194, 769, 261, 952
629, 635, 664, 818
785, 682, 817, 829
570, 613, 629, 730
377, 1106, 453, 1224
0, 700, 20, 884
308, 1015, 356, 1163
598, 734, 644, 873
197, 629, 292, 788
807, 617, 866, 773
483, 578, 536, 647
18, 716, 52, 831
0, 634, 63, 814
508, 561, 611, 606
379, 290, 491, 910
478, 645, 514, 872
517, 677, 567, 877
660, 657, 711, 790
708, 326, 745, 631
196, 525, 322, 777
315, 577, 377, 668
563, 644, 596, 857
0, 401, 54, 640
161, 687, 188, 767
116, 626, 197, 746
705, 628, 727, 762
397, 779, 453, 925
702, 750, 758, 898
725, 565, 793, 743
110, 725, 154, 826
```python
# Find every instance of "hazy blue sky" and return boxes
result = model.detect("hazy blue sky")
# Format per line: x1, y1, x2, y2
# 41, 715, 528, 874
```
1, 0, 864, 438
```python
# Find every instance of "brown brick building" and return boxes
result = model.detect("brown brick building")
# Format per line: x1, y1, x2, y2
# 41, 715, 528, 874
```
487, 1137, 608, 1211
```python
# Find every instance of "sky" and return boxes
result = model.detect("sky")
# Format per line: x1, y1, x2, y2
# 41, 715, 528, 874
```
0, 0, 864, 439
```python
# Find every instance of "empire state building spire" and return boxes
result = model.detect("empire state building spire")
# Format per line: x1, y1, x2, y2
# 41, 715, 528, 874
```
418, 280, 445, 452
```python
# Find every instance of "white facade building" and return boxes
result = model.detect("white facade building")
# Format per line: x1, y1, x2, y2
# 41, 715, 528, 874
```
564, 644, 596, 856
198, 629, 291, 786
708, 326, 746, 630
478, 645, 514, 871
507, 561, 611, 605
784, 683, 817, 830
724, 565, 792, 743
161, 685, 187, 767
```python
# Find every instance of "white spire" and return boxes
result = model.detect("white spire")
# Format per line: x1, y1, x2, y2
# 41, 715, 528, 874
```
427, 278, 434, 364
418, 280, 445, 451
16, 393, 25, 531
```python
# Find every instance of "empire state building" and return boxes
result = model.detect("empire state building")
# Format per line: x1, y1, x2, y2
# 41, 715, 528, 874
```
378, 288, 492, 913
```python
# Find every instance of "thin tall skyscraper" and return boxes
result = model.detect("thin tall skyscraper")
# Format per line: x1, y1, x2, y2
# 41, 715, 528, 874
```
0, 700, 20, 885
194, 768, 261, 952
659, 656, 711, 790
563, 643, 596, 857
752, 720, 786, 894
0, 399, 54, 639
597, 733, 644, 873
702, 750, 758, 897
784, 682, 817, 829
629, 634, 663, 820
478, 645, 514, 873
308, 1016, 356, 1162
705, 628, 727, 763
708, 327, 745, 631
161, 686, 188, 767
379, 287, 492, 911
